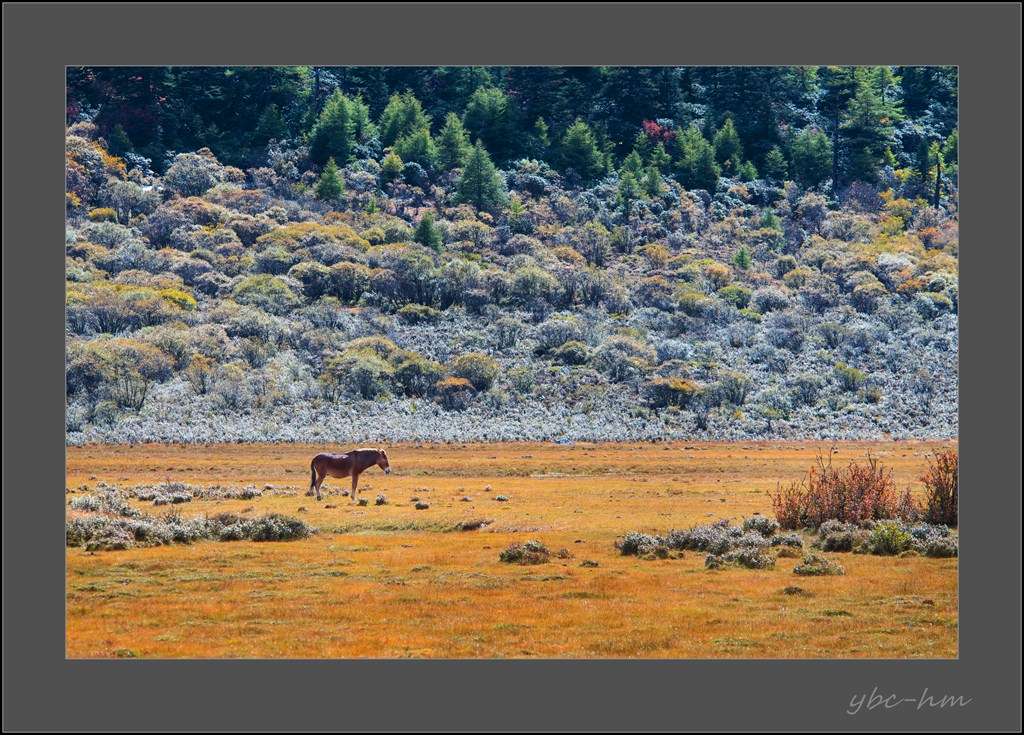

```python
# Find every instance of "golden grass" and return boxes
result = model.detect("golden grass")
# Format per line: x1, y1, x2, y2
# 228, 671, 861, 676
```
66, 440, 958, 658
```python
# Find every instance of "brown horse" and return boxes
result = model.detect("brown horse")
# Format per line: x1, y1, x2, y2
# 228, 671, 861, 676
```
309, 448, 391, 502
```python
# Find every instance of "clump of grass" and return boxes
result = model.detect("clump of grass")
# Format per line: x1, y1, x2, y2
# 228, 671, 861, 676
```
495, 495, 510, 502
793, 553, 846, 576
375, 494, 388, 506
414, 501, 430, 510
357, 498, 369, 507
499, 540, 550, 565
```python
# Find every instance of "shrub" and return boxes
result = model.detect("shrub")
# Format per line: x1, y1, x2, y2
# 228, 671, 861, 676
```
397, 304, 442, 324
615, 532, 668, 556
718, 370, 753, 406
375, 494, 388, 506
415, 501, 430, 510
643, 377, 699, 409
435, 377, 476, 410
793, 554, 845, 576
499, 540, 550, 565
718, 285, 752, 309
551, 340, 590, 366
770, 533, 804, 549
395, 357, 446, 398
867, 520, 913, 555
833, 362, 866, 392
770, 452, 914, 530
706, 547, 774, 570
921, 450, 958, 527
450, 353, 500, 391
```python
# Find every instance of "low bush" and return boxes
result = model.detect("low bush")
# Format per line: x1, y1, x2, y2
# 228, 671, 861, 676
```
742, 516, 780, 537
499, 540, 550, 565
705, 547, 775, 570
792, 553, 846, 576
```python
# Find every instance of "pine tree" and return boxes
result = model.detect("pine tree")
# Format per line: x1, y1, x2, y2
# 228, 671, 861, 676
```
315, 157, 344, 202
309, 89, 354, 166
732, 244, 752, 270
462, 86, 520, 165
530, 118, 551, 161
378, 91, 431, 148
558, 118, 604, 185
455, 140, 507, 212
712, 117, 743, 176
413, 210, 443, 252
620, 150, 644, 179
642, 166, 664, 197
435, 113, 471, 170
394, 128, 436, 170
762, 146, 789, 182
254, 103, 287, 145
790, 127, 832, 189
674, 123, 720, 192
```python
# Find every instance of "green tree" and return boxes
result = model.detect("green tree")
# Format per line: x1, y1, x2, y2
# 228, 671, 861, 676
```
454, 141, 507, 212
712, 117, 743, 176
378, 91, 431, 148
790, 127, 833, 189
529, 117, 551, 160
315, 157, 344, 202
435, 112, 472, 170
413, 210, 443, 252
732, 244, 752, 270
380, 151, 404, 185
558, 118, 604, 185
309, 89, 354, 166
762, 145, 789, 182
254, 103, 287, 145
674, 124, 720, 192
462, 85, 520, 164
616, 171, 642, 245
393, 128, 436, 170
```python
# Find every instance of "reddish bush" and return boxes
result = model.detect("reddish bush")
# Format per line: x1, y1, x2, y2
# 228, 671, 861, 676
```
770, 451, 917, 530
921, 450, 958, 527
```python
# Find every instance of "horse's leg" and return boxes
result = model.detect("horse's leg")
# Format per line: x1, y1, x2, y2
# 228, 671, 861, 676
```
314, 470, 327, 501
351, 471, 360, 503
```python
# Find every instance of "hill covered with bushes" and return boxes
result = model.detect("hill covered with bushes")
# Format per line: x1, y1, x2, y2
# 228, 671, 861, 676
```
65, 66, 958, 444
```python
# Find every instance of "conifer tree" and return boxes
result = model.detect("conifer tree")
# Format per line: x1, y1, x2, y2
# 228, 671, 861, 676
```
413, 210, 443, 252
315, 157, 344, 202
559, 118, 604, 185
309, 89, 354, 166
732, 244, 752, 270
435, 113, 472, 170
713, 117, 743, 176
455, 140, 507, 212
762, 146, 789, 182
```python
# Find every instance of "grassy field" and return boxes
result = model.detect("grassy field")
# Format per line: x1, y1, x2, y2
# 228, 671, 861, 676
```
66, 440, 958, 659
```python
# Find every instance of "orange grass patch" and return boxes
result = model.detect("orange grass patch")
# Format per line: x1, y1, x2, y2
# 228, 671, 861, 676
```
66, 440, 958, 658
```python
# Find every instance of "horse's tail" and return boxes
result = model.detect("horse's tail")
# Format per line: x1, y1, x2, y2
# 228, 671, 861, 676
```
310, 459, 317, 491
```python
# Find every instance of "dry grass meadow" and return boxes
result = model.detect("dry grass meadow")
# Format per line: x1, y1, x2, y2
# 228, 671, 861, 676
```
66, 440, 958, 659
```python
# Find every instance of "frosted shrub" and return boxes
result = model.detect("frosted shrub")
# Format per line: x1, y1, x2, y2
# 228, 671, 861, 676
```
742, 516, 780, 537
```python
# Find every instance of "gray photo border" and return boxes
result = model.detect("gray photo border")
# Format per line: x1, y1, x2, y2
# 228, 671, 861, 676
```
3, 2, 1021, 732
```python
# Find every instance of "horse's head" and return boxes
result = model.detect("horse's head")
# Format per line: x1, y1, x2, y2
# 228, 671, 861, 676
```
377, 449, 391, 474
